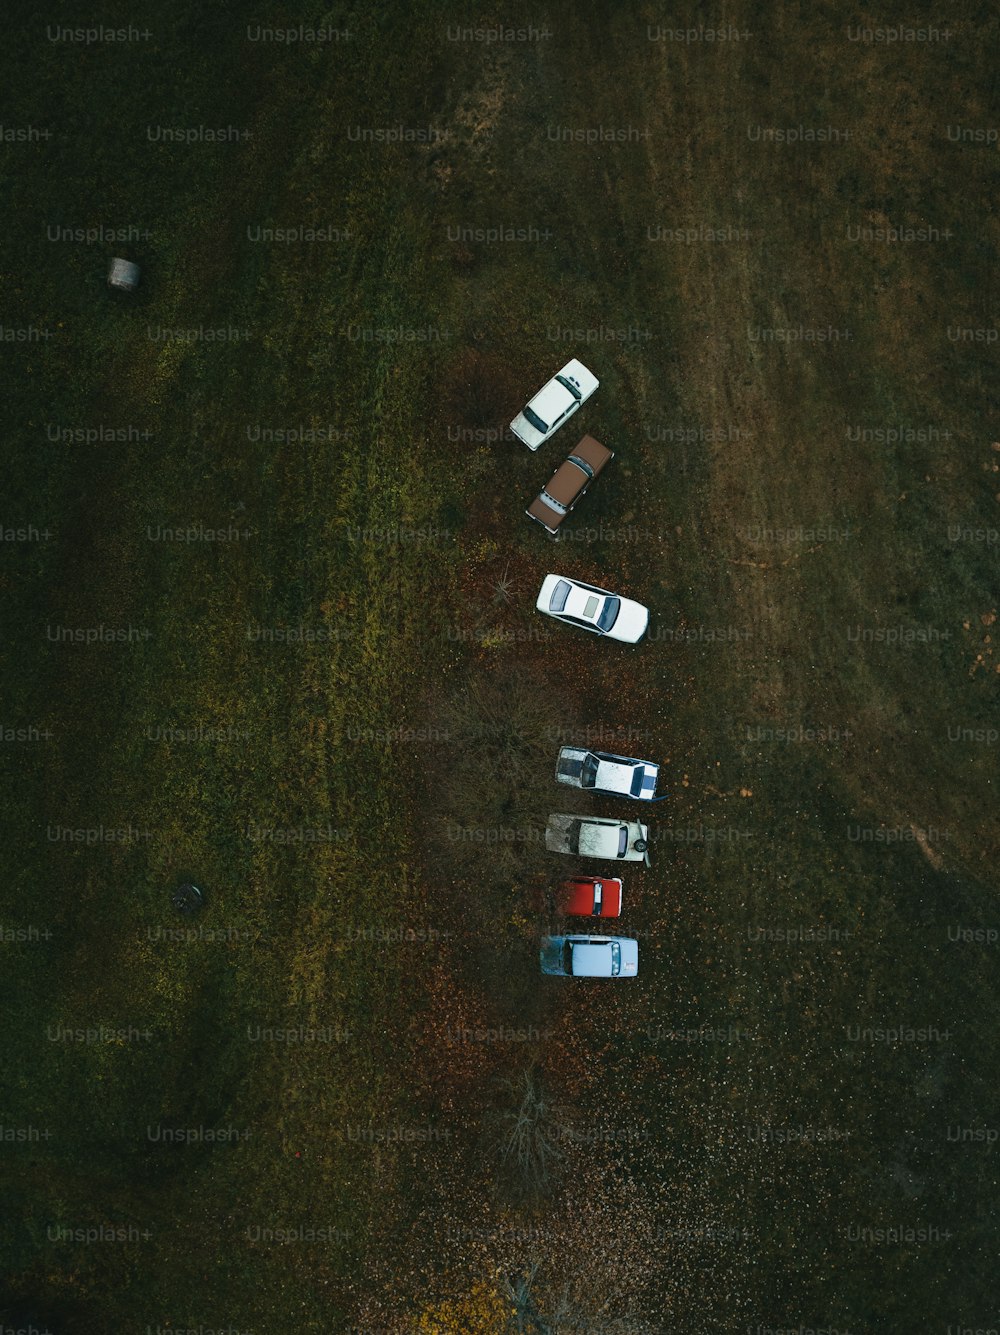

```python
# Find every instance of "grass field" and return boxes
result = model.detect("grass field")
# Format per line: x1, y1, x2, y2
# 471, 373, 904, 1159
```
2, 2, 999, 1331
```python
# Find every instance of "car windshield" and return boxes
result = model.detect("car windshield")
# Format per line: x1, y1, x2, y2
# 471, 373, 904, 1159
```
563, 942, 573, 974
567, 819, 583, 854
630, 768, 645, 797
581, 754, 600, 788
554, 374, 582, 401
617, 825, 628, 857
523, 405, 548, 433
597, 596, 621, 633
550, 580, 572, 613
611, 942, 622, 976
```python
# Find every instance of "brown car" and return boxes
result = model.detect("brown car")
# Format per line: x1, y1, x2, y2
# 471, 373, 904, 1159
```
525, 434, 614, 536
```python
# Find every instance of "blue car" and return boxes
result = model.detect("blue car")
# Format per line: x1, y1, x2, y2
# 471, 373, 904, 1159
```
540, 935, 639, 978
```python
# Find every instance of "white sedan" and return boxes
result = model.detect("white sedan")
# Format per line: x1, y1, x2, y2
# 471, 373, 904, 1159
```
510, 359, 599, 451
556, 747, 660, 800
536, 574, 649, 643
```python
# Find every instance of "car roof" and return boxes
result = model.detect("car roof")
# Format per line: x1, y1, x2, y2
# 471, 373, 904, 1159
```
578, 820, 626, 855
560, 359, 600, 392
565, 584, 607, 620
530, 379, 574, 423
594, 758, 642, 789
544, 458, 589, 506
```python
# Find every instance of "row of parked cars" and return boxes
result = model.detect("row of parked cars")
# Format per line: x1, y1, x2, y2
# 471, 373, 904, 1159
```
509, 361, 656, 978
515, 361, 651, 642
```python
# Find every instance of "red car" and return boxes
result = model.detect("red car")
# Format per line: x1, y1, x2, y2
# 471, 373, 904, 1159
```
558, 876, 623, 918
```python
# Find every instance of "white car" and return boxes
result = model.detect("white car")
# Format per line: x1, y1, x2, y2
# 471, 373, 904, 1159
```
546, 813, 651, 865
536, 574, 649, 643
556, 747, 660, 800
510, 359, 599, 451
540, 934, 638, 977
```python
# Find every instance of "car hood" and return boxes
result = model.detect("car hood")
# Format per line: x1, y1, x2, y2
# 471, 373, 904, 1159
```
607, 597, 649, 642
561, 359, 600, 399
537, 573, 567, 612
511, 411, 546, 449
569, 942, 614, 977
559, 746, 589, 765
555, 747, 590, 783
618, 938, 639, 974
